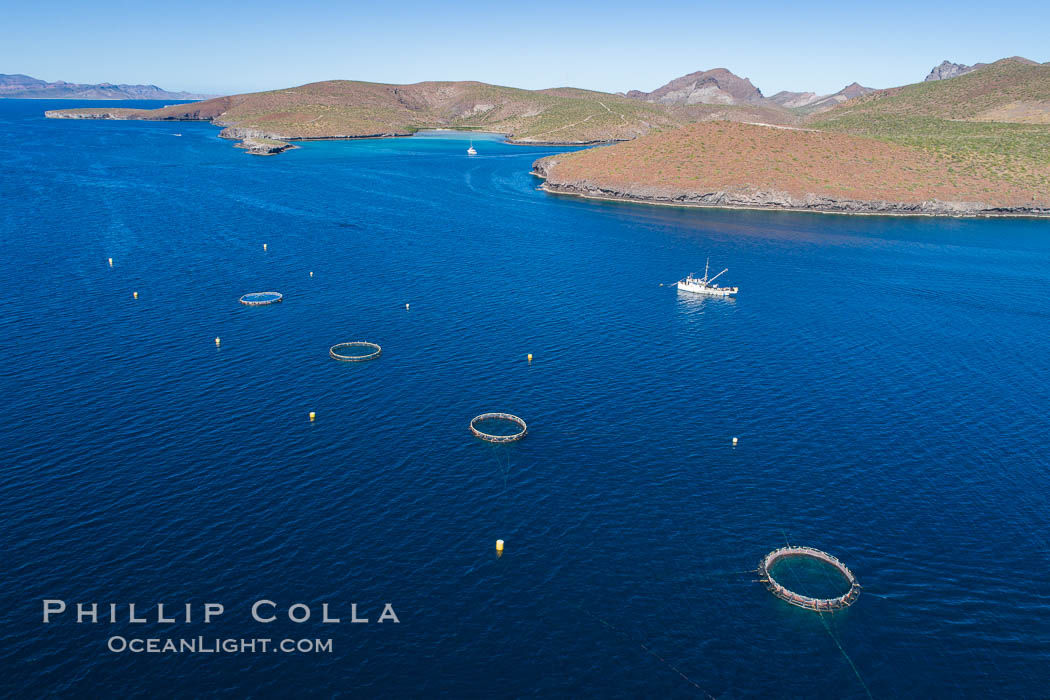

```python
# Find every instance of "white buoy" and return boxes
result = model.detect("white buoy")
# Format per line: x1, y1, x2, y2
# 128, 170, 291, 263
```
108, 257, 113, 267
133, 291, 138, 299
309, 271, 314, 277
405, 303, 410, 310
732, 437, 738, 446
263, 243, 267, 251
215, 337, 221, 347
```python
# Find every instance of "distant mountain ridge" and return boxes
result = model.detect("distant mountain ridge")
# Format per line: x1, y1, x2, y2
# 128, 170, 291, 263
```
768, 82, 875, 113
0, 74, 211, 100
625, 68, 873, 115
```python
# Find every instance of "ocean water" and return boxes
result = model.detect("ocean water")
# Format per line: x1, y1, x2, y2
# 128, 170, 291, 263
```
2, 99, 1049, 698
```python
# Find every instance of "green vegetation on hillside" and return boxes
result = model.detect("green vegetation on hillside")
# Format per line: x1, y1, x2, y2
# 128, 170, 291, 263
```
538, 120, 1050, 208
810, 60, 1050, 193
814, 59, 1050, 122
810, 114, 1050, 191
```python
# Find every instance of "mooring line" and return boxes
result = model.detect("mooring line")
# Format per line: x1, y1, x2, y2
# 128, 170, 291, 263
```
818, 612, 874, 700
574, 605, 715, 698
489, 444, 511, 497
778, 529, 873, 699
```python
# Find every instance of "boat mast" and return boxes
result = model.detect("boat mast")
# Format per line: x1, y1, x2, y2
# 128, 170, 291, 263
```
704, 258, 710, 283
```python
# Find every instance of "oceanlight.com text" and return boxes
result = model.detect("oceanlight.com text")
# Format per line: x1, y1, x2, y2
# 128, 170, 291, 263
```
107, 636, 333, 654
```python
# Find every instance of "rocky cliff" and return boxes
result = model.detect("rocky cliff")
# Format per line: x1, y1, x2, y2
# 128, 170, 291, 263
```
232, 136, 298, 156
924, 61, 983, 82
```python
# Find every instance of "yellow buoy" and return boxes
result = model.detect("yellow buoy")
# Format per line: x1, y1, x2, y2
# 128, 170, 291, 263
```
309, 411, 316, 422
495, 539, 504, 553
527, 353, 533, 362
732, 437, 738, 446
263, 243, 267, 251
215, 337, 221, 347
108, 257, 113, 267
133, 291, 138, 299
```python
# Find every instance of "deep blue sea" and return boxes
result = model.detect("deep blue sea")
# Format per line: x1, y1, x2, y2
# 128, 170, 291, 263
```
2, 99, 1049, 698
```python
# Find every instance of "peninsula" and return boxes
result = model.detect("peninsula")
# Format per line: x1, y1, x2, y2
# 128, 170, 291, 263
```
45, 80, 690, 152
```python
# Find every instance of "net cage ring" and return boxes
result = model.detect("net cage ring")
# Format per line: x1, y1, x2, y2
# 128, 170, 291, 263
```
239, 291, 284, 306
469, 413, 527, 443
329, 341, 383, 362
758, 546, 861, 611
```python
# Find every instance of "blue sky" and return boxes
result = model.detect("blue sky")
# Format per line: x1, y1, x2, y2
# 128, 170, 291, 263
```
4, 0, 1047, 96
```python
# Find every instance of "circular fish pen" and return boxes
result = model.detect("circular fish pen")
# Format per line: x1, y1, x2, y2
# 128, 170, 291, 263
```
329, 341, 382, 362
470, 413, 527, 443
758, 546, 860, 611
239, 291, 283, 306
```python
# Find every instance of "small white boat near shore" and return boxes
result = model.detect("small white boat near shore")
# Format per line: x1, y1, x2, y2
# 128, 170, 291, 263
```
467, 140, 477, 155
677, 259, 738, 297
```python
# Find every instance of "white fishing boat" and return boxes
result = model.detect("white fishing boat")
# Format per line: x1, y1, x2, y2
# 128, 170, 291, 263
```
467, 140, 477, 155
677, 258, 738, 297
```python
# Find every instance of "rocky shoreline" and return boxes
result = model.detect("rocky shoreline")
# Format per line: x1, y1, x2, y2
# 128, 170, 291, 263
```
44, 109, 143, 120
216, 126, 414, 142
531, 157, 1050, 219
44, 111, 420, 153
506, 137, 626, 147
232, 137, 298, 156
217, 127, 290, 155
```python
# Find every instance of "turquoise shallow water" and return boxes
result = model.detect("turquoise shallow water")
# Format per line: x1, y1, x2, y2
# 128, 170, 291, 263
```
2, 100, 1050, 697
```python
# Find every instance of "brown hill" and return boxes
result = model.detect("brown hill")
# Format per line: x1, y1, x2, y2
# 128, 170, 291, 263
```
47, 80, 686, 145
533, 121, 1049, 216
47, 77, 804, 152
